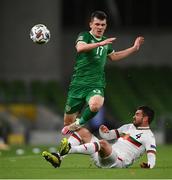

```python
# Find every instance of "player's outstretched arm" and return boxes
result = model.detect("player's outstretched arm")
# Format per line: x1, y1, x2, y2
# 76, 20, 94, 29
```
108, 36, 144, 61
76, 37, 116, 53
99, 125, 119, 140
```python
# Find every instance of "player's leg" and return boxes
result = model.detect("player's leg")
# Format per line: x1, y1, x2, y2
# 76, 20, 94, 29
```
77, 127, 93, 143
64, 113, 78, 126
42, 122, 82, 168
62, 94, 85, 134
66, 139, 112, 161
68, 131, 82, 146
98, 139, 112, 158
79, 88, 104, 125
59, 137, 100, 156
66, 88, 104, 131
97, 140, 120, 168
60, 127, 92, 155
42, 128, 84, 168
62, 113, 78, 135
63, 127, 93, 147
41, 128, 89, 168
79, 94, 104, 125
64, 85, 85, 126
59, 127, 99, 156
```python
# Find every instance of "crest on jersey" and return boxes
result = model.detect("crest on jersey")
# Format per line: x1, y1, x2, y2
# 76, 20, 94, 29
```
135, 133, 143, 139
65, 105, 71, 112
93, 89, 101, 94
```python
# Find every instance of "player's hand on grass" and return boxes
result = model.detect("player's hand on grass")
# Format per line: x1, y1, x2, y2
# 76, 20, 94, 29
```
140, 162, 150, 168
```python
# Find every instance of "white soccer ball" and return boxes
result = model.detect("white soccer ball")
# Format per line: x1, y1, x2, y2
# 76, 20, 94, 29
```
30, 24, 50, 44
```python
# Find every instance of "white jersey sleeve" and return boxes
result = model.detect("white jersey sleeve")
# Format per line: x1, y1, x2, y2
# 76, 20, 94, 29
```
142, 132, 156, 168
117, 124, 133, 134
99, 128, 120, 140
99, 124, 132, 140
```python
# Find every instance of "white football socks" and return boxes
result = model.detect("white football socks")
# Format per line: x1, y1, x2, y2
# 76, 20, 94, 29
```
68, 132, 82, 146
69, 142, 100, 155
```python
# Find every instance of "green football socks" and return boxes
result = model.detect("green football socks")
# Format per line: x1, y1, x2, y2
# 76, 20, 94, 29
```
79, 106, 98, 125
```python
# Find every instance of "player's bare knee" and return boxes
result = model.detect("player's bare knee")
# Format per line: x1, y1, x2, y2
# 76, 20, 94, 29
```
89, 96, 104, 112
98, 140, 112, 157
89, 100, 103, 112
89, 103, 102, 112
99, 139, 109, 149
77, 128, 92, 143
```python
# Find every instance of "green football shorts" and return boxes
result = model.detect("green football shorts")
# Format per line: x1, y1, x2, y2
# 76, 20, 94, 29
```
64, 85, 104, 114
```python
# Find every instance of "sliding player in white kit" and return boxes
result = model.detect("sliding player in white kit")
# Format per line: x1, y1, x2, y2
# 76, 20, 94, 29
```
42, 106, 156, 169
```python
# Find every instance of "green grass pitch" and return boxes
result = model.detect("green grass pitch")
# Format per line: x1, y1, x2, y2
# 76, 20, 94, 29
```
0, 145, 172, 179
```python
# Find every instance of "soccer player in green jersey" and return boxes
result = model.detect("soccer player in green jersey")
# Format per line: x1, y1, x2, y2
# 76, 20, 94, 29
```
62, 11, 144, 135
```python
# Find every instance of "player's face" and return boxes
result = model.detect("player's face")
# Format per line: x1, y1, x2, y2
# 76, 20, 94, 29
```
89, 17, 107, 38
133, 110, 144, 127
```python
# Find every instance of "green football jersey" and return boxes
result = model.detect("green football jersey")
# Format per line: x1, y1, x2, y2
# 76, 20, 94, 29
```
70, 31, 114, 88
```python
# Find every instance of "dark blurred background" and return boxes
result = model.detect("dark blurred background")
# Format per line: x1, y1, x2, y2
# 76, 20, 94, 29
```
0, 0, 172, 146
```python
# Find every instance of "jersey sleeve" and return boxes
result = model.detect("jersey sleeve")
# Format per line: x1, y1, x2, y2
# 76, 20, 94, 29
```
104, 124, 132, 139
76, 32, 89, 44
107, 43, 115, 55
143, 134, 156, 153
142, 133, 156, 168
98, 124, 129, 141
99, 128, 120, 140
117, 124, 132, 134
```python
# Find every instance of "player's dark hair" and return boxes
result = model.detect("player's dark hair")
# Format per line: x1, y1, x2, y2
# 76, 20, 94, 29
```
90, 11, 107, 21
137, 106, 154, 124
